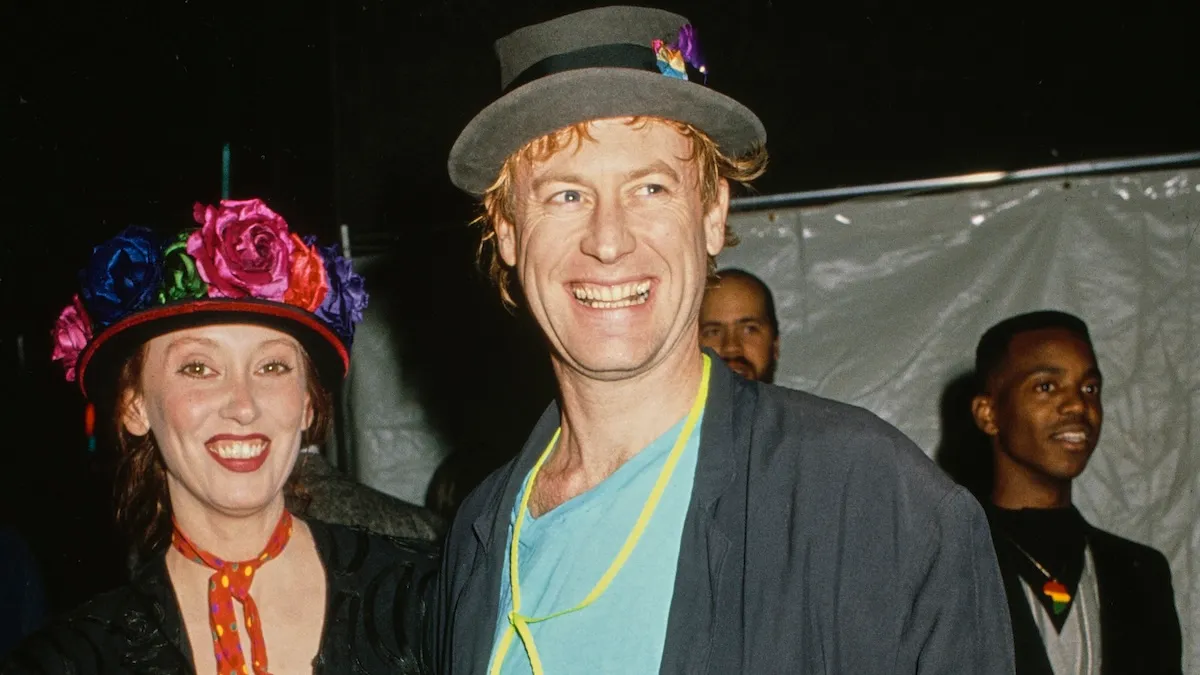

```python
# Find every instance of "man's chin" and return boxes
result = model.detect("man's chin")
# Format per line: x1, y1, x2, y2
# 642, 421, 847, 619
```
554, 344, 657, 381
1046, 458, 1093, 482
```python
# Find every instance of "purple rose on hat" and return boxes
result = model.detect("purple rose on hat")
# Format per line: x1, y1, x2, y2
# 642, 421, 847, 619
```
311, 241, 368, 342
78, 226, 163, 328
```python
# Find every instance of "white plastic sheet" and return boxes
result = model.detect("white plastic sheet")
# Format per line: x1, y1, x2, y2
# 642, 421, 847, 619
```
347, 167, 1198, 668
340, 253, 452, 506
719, 168, 1198, 670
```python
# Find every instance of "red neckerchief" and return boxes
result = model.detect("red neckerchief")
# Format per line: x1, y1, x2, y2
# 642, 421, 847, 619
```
172, 510, 293, 675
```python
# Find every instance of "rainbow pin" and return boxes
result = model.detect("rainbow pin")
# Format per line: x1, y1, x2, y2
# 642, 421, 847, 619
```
1042, 579, 1072, 615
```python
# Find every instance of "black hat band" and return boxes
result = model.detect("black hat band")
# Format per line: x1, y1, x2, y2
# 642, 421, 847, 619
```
504, 43, 659, 94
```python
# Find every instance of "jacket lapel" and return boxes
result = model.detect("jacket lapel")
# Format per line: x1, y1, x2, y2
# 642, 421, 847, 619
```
456, 402, 562, 673
998, 555, 1055, 675
1086, 529, 1126, 675
659, 352, 743, 674
983, 509, 1055, 675
124, 556, 196, 673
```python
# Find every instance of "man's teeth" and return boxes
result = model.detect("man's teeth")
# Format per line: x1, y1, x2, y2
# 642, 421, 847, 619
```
572, 281, 651, 308
209, 441, 267, 459
1056, 432, 1088, 443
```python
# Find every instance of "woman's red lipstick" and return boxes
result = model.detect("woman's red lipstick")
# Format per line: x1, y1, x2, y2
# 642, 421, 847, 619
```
205, 433, 271, 473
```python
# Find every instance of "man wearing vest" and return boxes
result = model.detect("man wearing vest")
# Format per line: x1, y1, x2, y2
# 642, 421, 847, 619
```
971, 310, 1182, 674
433, 6, 1016, 673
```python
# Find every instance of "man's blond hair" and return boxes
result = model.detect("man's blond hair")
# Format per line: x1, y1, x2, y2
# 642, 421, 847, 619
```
476, 117, 768, 308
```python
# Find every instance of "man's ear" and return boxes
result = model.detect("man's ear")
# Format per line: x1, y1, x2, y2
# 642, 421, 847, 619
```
971, 394, 999, 437
121, 390, 150, 437
703, 179, 731, 257
495, 215, 518, 268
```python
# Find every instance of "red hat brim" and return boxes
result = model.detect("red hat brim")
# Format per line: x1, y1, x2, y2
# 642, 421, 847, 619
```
76, 299, 350, 401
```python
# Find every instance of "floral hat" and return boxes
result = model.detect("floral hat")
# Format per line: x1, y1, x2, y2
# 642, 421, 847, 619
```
50, 198, 368, 399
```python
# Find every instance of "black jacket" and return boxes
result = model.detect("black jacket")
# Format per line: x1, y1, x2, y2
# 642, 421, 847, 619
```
2, 519, 437, 675
988, 512, 1182, 675
434, 354, 1016, 674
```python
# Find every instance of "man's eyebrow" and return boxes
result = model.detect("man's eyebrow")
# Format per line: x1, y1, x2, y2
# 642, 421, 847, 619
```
530, 172, 585, 194
624, 161, 680, 184
1016, 365, 1103, 382
1018, 365, 1065, 378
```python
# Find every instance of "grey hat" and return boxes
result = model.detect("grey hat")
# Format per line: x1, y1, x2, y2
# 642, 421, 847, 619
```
447, 5, 766, 195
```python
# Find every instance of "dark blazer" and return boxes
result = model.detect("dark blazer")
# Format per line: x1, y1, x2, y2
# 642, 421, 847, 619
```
433, 353, 1016, 674
988, 514, 1182, 675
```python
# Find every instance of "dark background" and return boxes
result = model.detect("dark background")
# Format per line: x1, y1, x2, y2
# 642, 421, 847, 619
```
3, 0, 1198, 612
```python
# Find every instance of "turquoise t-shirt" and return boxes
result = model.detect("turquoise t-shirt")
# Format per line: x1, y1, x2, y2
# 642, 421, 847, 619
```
488, 409, 704, 674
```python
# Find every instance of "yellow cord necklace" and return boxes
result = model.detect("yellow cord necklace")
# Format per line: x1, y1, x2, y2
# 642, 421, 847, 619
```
488, 355, 712, 675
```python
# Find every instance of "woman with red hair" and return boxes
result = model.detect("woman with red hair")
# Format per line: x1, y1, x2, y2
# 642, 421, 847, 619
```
3, 198, 434, 675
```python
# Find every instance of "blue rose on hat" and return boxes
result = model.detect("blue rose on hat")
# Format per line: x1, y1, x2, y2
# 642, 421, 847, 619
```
79, 226, 163, 328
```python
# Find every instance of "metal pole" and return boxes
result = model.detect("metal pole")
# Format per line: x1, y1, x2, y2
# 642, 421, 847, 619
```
730, 150, 1200, 212
221, 143, 231, 200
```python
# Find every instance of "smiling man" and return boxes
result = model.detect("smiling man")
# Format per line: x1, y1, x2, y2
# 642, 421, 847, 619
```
699, 268, 780, 382
433, 6, 1015, 674
971, 310, 1181, 674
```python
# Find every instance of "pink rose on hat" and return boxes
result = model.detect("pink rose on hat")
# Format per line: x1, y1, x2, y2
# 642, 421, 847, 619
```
187, 198, 296, 301
50, 294, 93, 382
